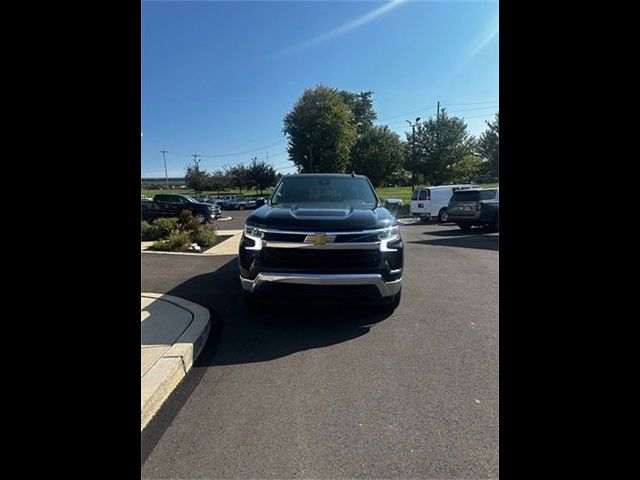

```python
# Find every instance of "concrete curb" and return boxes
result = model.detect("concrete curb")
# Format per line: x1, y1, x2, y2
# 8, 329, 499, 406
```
141, 293, 211, 431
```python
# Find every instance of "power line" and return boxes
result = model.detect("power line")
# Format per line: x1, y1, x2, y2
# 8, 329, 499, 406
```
379, 105, 437, 122
442, 105, 499, 114
197, 140, 286, 158
461, 113, 498, 120
198, 150, 289, 169
441, 100, 499, 107
378, 100, 497, 122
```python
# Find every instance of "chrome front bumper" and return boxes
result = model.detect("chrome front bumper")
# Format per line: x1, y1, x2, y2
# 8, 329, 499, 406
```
240, 273, 402, 298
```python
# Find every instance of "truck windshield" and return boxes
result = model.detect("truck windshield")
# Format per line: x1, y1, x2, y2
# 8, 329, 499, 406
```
271, 176, 378, 207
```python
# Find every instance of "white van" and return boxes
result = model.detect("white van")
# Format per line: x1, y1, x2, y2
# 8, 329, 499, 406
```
410, 184, 479, 222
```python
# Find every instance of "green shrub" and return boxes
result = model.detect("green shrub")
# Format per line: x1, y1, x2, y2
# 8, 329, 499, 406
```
150, 230, 191, 252
177, 210, 202, 240
153, 217, 179, 237
141, 221, 164, 241
193, 229, 218, 248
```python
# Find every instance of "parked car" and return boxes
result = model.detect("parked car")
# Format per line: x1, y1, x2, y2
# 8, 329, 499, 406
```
141, 194, 153, 202
239, 173, 403, 309
255, 197, 267, 207
447, 187, 499, 231
410, 184, 479, 223
227, 196, 257, 210
384, 198, 403, 208
141, 194, 219, 223
194, 195, 222, 212
211, 195, 239, 209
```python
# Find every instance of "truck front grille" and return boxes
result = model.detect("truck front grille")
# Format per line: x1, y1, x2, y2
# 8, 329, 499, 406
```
261, 248, 381, 269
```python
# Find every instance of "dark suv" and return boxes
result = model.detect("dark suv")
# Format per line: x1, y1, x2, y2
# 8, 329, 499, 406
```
447, 187, 499, 231
238, 174, 403, 308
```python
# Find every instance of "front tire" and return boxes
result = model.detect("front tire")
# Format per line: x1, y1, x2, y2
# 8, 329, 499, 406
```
437, 208, 449, 223
238, 204, 245, 210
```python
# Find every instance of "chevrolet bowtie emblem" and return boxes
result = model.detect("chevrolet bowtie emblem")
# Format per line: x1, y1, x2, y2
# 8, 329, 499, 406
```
304, 233, 335, 245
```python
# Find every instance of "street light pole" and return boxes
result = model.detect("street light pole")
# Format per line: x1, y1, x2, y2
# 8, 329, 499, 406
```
406, 117, 421, 191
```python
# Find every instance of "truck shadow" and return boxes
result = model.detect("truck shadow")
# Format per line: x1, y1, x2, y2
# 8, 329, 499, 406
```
409, 228, 499, 251
142, 257, 393, 461
424, 227, 498, 237
163, 258, 392, 367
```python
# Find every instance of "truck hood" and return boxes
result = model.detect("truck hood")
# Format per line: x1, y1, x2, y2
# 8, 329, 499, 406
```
246, 202, 396, 232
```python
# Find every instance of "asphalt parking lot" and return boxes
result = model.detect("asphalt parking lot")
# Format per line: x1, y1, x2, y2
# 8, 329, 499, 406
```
141, 214, 499, 478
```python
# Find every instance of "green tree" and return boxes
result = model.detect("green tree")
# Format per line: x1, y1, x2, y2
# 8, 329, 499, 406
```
349, 126, 405, 187
385, 167, 412, 187
283, 85, 357, 173
477, 112, 499, 178
185, 164, 209, 192
224, 164, 250, 193
338, 90, 377, 134
412, 110, 475, 185
246, 157, 277, 194
450, 154, 483, 183
206, 170, 228, 195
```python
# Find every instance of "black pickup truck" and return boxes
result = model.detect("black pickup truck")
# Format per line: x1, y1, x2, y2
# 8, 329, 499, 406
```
239, 173, 403, 309
141, 194, 219, 223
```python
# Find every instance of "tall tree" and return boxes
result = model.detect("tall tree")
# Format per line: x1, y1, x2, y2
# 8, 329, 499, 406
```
339, 90, 377, 134
450, 154, 483, 183
283, 85, 357, 173
224, 164, 250, 193
246, 157, 277, 194
349, 126, 405, 187
207, 170, 228, 195
411, 110, 475, 185
477, 112, 499, 178
185, 164, 209, 192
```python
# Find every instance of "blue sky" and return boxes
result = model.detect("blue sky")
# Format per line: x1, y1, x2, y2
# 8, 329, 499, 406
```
141, 0, 499, 177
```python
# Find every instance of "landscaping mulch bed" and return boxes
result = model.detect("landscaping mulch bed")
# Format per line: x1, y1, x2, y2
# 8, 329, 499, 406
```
144, 234, 233, 253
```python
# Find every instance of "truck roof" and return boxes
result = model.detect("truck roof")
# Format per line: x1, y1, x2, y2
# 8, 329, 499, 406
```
284, 173, 368, 179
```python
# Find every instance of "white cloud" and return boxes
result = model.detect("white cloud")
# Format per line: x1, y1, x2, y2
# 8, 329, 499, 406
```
465, 10, 499, 63
270, 0, 408, 58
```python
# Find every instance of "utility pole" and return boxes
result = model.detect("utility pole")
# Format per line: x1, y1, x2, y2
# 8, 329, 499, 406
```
160, 149, 169, 189
437, 101, 440, 120
192, 154, 201, 191
406, 117, 421, 191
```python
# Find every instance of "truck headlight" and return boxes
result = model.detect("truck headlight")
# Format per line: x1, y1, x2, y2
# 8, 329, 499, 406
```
244, 225, 265, 251
379, 226, 400, 251
244, 225, 265, 239
378, 226, 399, 241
